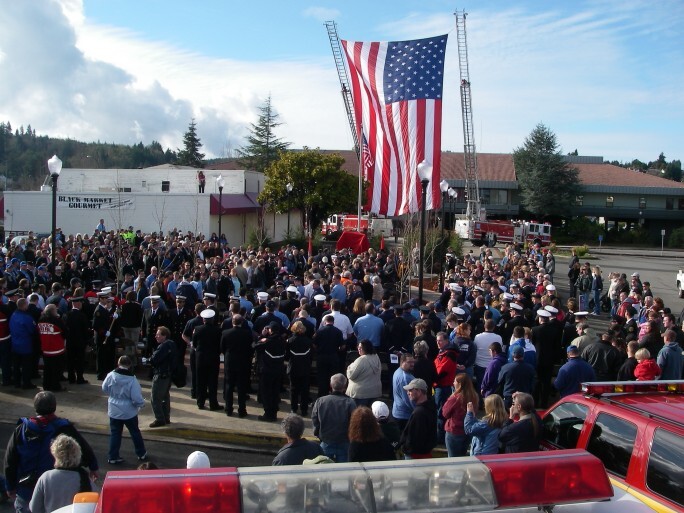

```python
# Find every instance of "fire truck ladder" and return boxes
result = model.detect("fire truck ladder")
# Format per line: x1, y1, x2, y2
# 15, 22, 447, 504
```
325, 20, 360, 161
455, 10, 481, 222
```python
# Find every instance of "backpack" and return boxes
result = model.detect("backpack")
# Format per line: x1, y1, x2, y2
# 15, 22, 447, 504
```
16, 417, 70, 494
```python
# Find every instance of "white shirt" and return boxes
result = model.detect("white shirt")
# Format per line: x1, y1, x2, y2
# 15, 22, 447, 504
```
329, 310, 354, 340
473, 331, 503, 368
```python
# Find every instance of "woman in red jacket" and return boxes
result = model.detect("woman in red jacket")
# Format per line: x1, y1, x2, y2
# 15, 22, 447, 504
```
38, 304, 67, 392
433, 331, 459, 444
442, 373, 479, 457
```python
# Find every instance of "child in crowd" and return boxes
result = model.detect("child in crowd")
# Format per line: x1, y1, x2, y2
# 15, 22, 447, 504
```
634, 348, 661, 381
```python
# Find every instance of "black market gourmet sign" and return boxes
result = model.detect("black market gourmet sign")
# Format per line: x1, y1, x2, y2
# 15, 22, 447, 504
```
58, 195, 135, 210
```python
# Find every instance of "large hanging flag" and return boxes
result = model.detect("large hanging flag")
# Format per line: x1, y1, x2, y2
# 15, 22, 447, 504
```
342, 35, 447, 216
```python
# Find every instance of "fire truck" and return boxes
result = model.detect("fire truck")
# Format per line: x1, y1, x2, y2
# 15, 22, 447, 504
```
321, 214, 395, 239
454, 218, 552, 247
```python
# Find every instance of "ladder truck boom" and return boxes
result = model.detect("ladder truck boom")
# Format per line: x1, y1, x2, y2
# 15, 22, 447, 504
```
455, 10, 481, 222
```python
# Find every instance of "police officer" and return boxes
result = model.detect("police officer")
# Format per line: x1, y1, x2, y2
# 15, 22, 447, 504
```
192, 309, 222, 411
64, 295, 91, 384
141, 295, 171, 356
92, 291, 116, 380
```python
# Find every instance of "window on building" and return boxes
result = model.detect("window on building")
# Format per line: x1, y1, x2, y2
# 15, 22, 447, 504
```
647, 428, 684, 507
606, 196, 614, 207
161, 181, 170, 192
542, 401, 588, 449
118, 187, 131, 193
666, 198, 674, 210
679, 198, 684, 210
489, 190, 508, 205
575, 195, 583, 206
586, 413, 637, 478
638, 197, 647, 209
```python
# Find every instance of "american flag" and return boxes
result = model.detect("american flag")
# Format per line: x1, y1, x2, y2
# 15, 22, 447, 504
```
342, 35, 447, 216
361, 134, 374, 174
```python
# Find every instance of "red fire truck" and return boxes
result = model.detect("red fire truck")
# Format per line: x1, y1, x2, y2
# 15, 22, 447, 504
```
454, 218, 552, 247
321, 214, 395, 239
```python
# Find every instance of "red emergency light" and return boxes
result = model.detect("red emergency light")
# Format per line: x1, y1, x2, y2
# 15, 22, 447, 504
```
477, 449, 612, 508
582, 380, 684, 396
81, 451, 612, 513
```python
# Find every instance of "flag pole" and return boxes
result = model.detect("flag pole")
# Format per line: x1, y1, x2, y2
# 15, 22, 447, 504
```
357, 147, 362, 232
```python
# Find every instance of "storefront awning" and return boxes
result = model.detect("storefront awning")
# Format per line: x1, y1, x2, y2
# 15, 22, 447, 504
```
209, 193, 261, 215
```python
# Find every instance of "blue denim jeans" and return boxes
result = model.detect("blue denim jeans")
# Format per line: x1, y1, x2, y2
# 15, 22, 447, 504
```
593, 290, 602, 314
320, 441, 350, 463
434, 385, 452, 444
445, 432, 469, 457
109, 416, 147, 460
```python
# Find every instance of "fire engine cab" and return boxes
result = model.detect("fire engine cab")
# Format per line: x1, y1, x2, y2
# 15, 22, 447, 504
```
454, 219, 552, 247
58, 450, 622, 513
541, 380, 684, 512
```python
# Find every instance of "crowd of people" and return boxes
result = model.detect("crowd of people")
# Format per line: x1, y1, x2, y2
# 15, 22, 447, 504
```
2, 227, 684, 505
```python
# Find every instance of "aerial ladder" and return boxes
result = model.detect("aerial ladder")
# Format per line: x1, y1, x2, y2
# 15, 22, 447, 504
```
455, 10, 482, 222
325, 21, 360, 161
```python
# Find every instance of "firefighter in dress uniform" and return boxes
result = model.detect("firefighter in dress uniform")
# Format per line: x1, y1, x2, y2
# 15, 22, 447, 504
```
37, 304, 67, 392
92, 291, 118, 380
191, 309, 222, 410
64, 295, 91, 384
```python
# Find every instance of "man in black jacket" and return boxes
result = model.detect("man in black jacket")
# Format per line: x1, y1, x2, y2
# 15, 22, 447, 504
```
149, 326, 176, 427
192, 309, 222, 411
221, 314, 254, 417
313, 316, 345, 398
254, 321, 286, 422
400, 378, 437, 459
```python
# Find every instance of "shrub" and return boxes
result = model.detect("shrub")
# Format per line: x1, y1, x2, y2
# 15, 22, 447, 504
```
669, 227, 684, 248
573, 244, 589, 257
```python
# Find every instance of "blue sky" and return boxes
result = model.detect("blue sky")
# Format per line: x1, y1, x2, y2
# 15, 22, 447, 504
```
0, 0, 682, 165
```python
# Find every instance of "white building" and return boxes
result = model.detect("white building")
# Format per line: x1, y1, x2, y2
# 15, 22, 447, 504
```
2, 164, 293, 245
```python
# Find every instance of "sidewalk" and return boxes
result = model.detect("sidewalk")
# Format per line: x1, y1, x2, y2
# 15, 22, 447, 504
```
0, 366, 292, 455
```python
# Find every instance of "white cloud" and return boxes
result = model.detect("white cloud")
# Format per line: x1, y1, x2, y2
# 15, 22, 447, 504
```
302, 6, 341, 22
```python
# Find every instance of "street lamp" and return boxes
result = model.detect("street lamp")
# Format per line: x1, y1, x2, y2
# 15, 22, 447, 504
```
438, 180, 450, 293
47, 155, 62, 271
217, 174, 225, 244
417, 160, 432, 305
286, 182, 293, 236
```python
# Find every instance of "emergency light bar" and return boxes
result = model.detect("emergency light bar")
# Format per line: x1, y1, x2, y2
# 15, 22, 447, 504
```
66, 450, 611, 513
582, 380, 684, 396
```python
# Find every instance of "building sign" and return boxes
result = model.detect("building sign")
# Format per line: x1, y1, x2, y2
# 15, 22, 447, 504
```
58, 195, 135, 210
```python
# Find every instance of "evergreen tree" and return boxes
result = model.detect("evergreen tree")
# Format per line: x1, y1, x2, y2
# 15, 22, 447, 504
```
176, 118, 205, 168
512, 123, 581, 219
237, 95, 290, 172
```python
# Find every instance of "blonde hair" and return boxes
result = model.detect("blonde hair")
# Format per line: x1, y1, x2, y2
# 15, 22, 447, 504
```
50, 434, 82, 468
635, 348, 650, 361
483, 394, 507, 429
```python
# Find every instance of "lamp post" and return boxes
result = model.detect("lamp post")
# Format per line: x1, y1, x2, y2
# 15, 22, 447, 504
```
47, 155, 62, 270
417, 160, 432, 305
438, 180, 450, 293
286, 182, 293, 236
217, 174, 225, 243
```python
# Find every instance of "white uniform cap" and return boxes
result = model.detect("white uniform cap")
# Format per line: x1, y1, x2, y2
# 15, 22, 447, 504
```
187, 451, 211, 469
200, 309, 216, 319
546, 284, 556, 291
544, 305, 559, 314
286, 285, 298, 294
574, 311, 589, 317
510, 303, 523, 311
257, 291, 269, 301
149, 295, 161, 301
314, 294, 326, 302
452, 307, 466, 316
502, 292, 514, 300
537, 309, 552, 318
203, 292, 217, 299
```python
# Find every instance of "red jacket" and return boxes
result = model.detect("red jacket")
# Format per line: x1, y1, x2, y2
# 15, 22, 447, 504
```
634, 359, 661, 381
38, 321, 66, 357
434, 347, 459, 388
